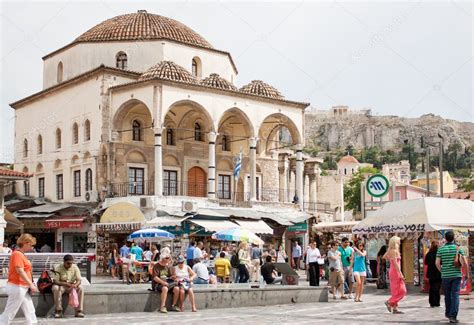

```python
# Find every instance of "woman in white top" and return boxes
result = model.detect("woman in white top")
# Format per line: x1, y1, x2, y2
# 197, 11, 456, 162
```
174, 255, 197, 312
306, 241, 322, 286
276, 245, 288, 263
237, 242, 251, 283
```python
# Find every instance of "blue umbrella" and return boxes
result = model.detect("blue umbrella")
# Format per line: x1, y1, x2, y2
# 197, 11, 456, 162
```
128, 228, 175, 243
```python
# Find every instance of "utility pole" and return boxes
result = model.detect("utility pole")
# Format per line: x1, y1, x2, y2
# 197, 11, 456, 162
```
438, 134, 444, 198
426, 147, 430, 197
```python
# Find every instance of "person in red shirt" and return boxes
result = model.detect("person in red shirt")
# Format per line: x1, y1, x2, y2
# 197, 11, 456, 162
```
0, 233, 38, 324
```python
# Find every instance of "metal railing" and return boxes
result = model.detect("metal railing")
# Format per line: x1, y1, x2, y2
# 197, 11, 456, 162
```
163, 181, 207, 197
259, 188, 292, 203
109, 180, 155, 197
303, 201, 333, 213
217, 191, 252, 207
0, 253, 94, 283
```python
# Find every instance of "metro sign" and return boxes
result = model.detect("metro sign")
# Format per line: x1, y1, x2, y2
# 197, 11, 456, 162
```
366, 174, 390, 198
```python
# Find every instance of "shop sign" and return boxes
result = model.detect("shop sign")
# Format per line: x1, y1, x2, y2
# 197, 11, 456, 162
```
22, 219, 45, 229
287, 222, 308, 233
45, 220, 83, 229
95, 222, 142, 232
366, 174, 390, 198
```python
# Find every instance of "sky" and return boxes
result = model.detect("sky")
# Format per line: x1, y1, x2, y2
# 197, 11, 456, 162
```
1, 0, 472, 163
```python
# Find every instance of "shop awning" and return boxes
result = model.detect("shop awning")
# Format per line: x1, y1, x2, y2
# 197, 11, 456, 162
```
15, 213, 54, 219
19, 203, 71, 213
196, 209, 229, 218
352, 197, 474, 234
234, 220, 273, 234
45, 216, 85, 229
4, 209, 23, 230
156, 207, 188, 217
190, 219, 238, 232
312, 221, 358, 232
101, 202, 145, 223
146, 216, 190, 227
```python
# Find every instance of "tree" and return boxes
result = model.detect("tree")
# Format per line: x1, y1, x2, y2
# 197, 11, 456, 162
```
458, 178, 474, 192
343, 166, 379, 214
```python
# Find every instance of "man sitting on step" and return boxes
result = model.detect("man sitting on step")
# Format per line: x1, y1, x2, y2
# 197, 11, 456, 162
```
52, 254, 85, 318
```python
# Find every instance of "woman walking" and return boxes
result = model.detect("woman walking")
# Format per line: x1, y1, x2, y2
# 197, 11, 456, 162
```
376, 246, 388, 289
108, 243, 119, 279
353, 241, 367, 302
306, 242, 321, 286
237, 242, 250, 283
383, 236, 406, 314
0, 234, 38, 324
425, 240, 441, 307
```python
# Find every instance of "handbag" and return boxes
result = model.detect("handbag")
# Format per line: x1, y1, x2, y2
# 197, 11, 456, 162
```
453, 247, 462, 269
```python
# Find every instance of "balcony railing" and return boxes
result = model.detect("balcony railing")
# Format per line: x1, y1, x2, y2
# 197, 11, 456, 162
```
217, 191, 252, 207
109, 180, 154, 197
162, 181, 207, 197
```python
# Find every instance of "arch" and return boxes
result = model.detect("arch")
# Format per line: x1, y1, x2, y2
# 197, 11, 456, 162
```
37, 135, 42, 155
258, 113, 302, 155
165, 127, 175, 145
55, 128, 62, 149
163, 154, 180, 166
187, 166, 206, 197
194, 122, 202, 141
217, 157, 233, 171
191, 56, 202, 78
72, 122, 79, 144
112, 99, 153, 143
85, 168, 93, 191
217, 107, 255, 138
71, 154, 80, 165
57, 61, 63, 83
22, 166, 29, 174
116, 51, 127, 69
217, 107, 254, 153
36, 163, 43, 173
83, 151, 92, 161
132, 120, 141, 141
54, 159, 62, 169
23, 139, 28, 158
125, 149, 147, 163
84, 119, 91, 141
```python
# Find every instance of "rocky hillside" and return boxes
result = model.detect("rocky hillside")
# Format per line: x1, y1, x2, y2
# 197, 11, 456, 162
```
305, 113, 473, 152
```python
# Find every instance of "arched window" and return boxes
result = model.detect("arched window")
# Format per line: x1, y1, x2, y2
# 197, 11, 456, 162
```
116, 52, 127, 69
194, 122, 202, 141
132, 120, 141, 141
57, 62, 63, 83
344, 168, 347, 175
37, 135, 42, 155
191, 57, 201, 77
166, 128, 175, 146
72, 122, 79, 144
23, 139, 28, 158
56, 128, 62, 149
84, 119, 91, 141
85, 168, 93, 191
222, 135, 230, 151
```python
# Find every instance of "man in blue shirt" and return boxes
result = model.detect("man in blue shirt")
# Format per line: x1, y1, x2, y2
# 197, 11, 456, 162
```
292, 241, 302, 270
186, 241, 196, 267
130, 243, 143, 261
120, 242, 130, 258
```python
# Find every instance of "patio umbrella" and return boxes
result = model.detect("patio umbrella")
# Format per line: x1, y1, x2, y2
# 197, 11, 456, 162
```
128, 228, 175, 243
211, 227, 263, 245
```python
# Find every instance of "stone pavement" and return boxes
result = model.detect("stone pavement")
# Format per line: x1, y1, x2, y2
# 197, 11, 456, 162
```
11, 291, 474, 324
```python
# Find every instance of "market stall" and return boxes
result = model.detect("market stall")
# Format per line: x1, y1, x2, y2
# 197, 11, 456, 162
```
352, 197, 473, 293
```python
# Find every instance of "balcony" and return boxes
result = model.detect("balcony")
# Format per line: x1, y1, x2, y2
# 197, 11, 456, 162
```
109, 180, 155, 197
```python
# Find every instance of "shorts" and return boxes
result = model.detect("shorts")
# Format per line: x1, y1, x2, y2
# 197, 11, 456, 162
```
353, 271, 367, 277
153, 282, 176, 292
343, 267, 354, 284
329, 270, 344, 287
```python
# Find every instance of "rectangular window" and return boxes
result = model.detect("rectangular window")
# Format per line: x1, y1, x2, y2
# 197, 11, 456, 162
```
128, 167, 144, 195
163, 170, 178, 196
395, 191, 401, 201
218, 174, 231, 199
24, 181, 30, 196
73, 170, 81, 197
38, 177, 45, 198
56, 174, 64, 200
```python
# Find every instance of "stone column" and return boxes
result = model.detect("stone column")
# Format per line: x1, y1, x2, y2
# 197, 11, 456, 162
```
208, 132, 217, 199
249, 137, 257, 201
295, 144, 304, 209
154, 128, 163, 196
304, 174, 310, 207
0, 183, 5, 245
309, 174, 317, 212
289, 169, 295, 203
278, 154, 289, 202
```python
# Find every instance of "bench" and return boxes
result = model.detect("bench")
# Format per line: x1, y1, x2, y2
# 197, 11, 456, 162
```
0, 253, 94, 283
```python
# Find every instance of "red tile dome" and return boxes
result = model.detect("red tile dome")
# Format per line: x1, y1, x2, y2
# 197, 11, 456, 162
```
139, 61, 197, 83
239, 80, 284, 99
200, 73, 237, 91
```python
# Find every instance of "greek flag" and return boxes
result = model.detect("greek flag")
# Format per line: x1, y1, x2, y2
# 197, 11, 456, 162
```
234, 151, 242, 179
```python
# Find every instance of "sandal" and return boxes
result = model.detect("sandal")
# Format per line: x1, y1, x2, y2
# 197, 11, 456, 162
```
384, 301, 392, 313
192, 306, 197, 312
54, 310, 62, 318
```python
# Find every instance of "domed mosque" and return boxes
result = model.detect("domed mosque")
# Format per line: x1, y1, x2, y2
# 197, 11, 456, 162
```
11, 10, 315, 243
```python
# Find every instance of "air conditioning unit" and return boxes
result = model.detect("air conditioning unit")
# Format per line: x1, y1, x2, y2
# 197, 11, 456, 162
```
140, 197, 154, 209
182, 201, 198, 214
85, 191, 98, 202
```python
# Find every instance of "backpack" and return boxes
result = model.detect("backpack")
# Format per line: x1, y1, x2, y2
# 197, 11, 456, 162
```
37, 270, 54, 294
231, 251, 240, 268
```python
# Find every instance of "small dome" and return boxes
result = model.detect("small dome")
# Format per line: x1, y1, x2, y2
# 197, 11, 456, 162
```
139, 61, 197, 83
239, 80, 284, 99
75, 10, 213, 49
338, 155, 359, 164
200, 73, 237, 91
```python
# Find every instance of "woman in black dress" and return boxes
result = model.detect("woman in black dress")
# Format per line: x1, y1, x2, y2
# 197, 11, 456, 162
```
425, 240, 441, 307
376, 245, 388, 289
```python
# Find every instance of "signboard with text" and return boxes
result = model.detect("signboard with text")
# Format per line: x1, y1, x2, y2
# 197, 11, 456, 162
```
366, 174, 390, 198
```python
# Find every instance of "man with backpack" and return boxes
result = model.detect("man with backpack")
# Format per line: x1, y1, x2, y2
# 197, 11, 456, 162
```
52, 255, 85, 318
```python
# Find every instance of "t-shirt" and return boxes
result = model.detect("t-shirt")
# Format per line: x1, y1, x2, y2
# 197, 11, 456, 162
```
214, 258, 231, 277
53, 263, 81, 283
186, 246, 195, 261
251, 247, 262, 260
436, 243, 465, 278
353, 254, 367, 272
193, 247, 203, 260
338, 246, 353, 268
328, 250, 342, 271
261, 262, 276, 283
120, 245, 130, 258
292, 245, 302, 258
8, 251, 32, 287
152, 263, 174, 281
192, 262, 209, 281
130, 246, 143, 261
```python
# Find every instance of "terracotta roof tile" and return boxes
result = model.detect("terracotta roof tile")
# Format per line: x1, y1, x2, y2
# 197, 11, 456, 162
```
239, 80, 284, 99
139, 61, 197, 83
200, 73, 237, 91
75, 10, 213, 49
338, 155, 359, 164
0, 169, 32, 178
